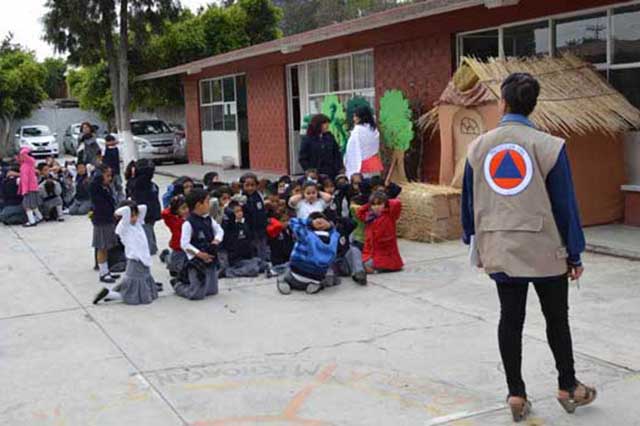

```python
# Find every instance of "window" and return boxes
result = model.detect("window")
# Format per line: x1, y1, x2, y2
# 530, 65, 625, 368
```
555, 13, 607, 64
200, 76, 238, 131
504, 21, 550, 57
612, 5, 640, 64
298, 50, 375, 117
460, 30, 499, 61
456, 2, 640, 111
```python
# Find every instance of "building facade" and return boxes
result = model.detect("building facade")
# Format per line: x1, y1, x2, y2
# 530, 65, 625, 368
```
140, 0, 640, 182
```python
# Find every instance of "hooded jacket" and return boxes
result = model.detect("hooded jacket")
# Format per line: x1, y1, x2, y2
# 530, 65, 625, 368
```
289, 218, 339, 281
18, 148, 38, 195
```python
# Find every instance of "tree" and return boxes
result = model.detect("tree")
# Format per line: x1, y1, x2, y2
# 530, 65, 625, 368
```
0, 35, 47, 156
42, 58, 67, 99
237, 0, 283, 44
379, 89, 414, 182
67, 63, 115, 126
321, 94, 348, 151
43, 0, 180, 165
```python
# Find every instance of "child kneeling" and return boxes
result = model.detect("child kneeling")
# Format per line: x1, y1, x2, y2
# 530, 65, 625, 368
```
174, 189, 224, 300
356, 191, 403, 273
93, 201, 159, 305
220, 201, 263, 278
277, 212, 339, 295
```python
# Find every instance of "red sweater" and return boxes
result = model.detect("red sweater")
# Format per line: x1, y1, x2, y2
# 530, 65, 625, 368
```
356, 199, 403, 271
161, 208, 184, 251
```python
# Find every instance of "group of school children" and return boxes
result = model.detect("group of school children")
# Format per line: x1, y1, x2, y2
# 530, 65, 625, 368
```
91, 164, 405, 305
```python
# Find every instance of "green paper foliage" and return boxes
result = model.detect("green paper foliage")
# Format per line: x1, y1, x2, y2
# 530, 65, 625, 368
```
321, 94, 348, 151
300, 114, 313, 133
379, 89, 414, 152
345, 96, 372, 130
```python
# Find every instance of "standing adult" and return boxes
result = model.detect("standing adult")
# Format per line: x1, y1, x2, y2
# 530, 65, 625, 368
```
344, 105, 382, 179
77, 122, 101, 167
298, 114, 343, 180
461, 73, 596, 422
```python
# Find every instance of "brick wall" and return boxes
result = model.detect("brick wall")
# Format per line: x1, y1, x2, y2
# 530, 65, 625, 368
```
246, 65, 289, 173
183, 79, 203, 164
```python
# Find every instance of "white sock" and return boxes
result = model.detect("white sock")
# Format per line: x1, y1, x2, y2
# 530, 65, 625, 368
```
34, 209, 43, 221
99, 262, 109, 276
26, 210, 36, 224
107, 289, 122, 301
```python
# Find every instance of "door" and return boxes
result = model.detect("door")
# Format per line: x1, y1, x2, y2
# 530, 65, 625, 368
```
287, 65, 304, 175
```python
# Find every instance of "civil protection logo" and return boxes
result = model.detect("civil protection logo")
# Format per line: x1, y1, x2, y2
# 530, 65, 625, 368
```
483, 143, 533, 196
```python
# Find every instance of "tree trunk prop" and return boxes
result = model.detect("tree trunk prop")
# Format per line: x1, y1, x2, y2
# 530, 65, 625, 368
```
389, 149, 407, 183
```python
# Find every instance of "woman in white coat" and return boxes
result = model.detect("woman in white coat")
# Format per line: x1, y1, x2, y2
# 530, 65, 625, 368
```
344, 106, 383, 179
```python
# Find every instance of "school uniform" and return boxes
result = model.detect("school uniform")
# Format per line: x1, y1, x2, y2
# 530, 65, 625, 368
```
222, 217, 262, 278
129, 163, 161, 255
103, 145, 124, 202
176, 213, 224, 300
161, 208, 187, 277
38, 179, 64, 220
332, 217, 365, 277
89, 173, 118, 250
266, 218, 294, 273
243, 191, 270, 262
0, 176, 27, 225
69, 173, 92, 215
109, 205, 159, 305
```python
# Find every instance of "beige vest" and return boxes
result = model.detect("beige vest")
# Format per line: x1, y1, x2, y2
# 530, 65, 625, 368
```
467, 123, 568, 278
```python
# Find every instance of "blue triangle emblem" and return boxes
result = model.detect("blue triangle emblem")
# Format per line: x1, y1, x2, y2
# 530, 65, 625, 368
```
494, 151, 522, 179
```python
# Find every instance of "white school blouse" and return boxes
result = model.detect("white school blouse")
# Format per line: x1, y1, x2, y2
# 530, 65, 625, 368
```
180, 214, 225, 260
115, 205, 152, 267
344, 124, 380, 179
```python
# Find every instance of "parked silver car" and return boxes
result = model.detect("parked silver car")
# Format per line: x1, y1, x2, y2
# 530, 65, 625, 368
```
14, 125, 60, 157
131, 119, 184, 163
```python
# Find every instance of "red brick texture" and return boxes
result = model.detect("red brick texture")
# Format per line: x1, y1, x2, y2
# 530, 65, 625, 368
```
184, 79, 203, 164
624, 191, 640, 227
246, 65, 289, 173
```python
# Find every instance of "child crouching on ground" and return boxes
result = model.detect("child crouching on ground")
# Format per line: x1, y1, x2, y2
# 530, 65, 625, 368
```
161, 195, 189, 282
220, 201, 263, 278
277, 212, 340, 295
93, 201, 159, 305
175, 188, 224, 300
356, 191, 403, 273
265, 203, 294, 278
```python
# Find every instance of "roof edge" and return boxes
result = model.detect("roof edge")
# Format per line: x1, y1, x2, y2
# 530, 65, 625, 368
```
136, 0, 486, 82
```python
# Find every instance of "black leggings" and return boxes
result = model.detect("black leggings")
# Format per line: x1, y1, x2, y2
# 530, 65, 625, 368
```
496, 277, 577, 397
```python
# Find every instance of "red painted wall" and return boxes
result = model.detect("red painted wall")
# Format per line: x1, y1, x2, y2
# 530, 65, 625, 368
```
183, 79, 202, 164
181, 0, 624, 178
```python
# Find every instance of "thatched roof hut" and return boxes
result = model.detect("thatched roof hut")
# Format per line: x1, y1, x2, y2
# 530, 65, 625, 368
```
422, 54, 640, 226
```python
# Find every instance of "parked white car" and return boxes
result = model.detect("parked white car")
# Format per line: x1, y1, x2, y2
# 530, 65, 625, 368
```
14, 125, 60, 157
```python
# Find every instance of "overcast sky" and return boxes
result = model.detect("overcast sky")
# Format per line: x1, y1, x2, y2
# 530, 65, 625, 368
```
0, 0, 215, 61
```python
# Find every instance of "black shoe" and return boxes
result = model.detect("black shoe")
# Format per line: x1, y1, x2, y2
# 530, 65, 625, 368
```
218, 269, 226, 279
109, 273, 121, 280
170, 278, 178, 288
353, 271, 367, 286
159, 249, 170, 264
155, 282, 163, 292
99, 274, 116, 284
93, 288, 109, 304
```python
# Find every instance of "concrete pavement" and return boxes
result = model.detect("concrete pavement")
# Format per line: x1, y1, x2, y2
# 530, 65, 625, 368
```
2, 175, 640, 426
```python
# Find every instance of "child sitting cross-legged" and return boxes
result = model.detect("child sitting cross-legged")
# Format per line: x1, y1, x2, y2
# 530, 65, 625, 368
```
69, 163, 92, 215
356, 191, 403, 273
277, 212, 340, 295
174, 188, 224, 300
219, 201, 263, 278
265, 202, 294, 278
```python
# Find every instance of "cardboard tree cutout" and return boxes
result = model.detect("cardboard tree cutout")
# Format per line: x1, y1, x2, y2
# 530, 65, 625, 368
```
379, 90, 414, 182
346, 96, 373, 130
321, 94, 349, 151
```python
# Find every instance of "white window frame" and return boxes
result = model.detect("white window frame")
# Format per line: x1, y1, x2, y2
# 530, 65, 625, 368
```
199, 73, 244, 132
456, 0, 640, 73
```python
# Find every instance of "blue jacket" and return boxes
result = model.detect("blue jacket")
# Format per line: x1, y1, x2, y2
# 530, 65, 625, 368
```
461, 114, 586, 284
289, 218, 339, 281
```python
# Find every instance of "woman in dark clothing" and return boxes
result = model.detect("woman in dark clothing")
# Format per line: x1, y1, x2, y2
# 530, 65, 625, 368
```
298, 114, 344, 180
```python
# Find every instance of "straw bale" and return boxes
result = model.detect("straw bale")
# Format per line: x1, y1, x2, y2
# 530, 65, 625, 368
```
397, 183, 463, 243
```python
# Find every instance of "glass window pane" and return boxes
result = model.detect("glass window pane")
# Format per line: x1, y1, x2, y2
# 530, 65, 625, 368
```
555, 13, 607, 64
613, 5, 640, 64
461, 30, 499, 61
353, 52, 374, 89
200, 80, 212, 105
308, 61, 328, 94
610, 68, 640, 109
309, 96, 323, 115
504, 21, 550, 57
329, 56, 352, 92
212, 79, 223, 102
200, 106, 213, 131
223, 77, 235, 102
213, 105, 224, 130
223, 103, 237, 131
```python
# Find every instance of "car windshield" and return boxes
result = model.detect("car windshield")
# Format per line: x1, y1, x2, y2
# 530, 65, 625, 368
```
72, 125, 81, 134
22, 126, 52, 137
131, 121, 171, 136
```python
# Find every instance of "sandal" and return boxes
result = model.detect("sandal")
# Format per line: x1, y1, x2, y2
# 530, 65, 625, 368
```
557, 381, 597, 414
507, 395, 531, 423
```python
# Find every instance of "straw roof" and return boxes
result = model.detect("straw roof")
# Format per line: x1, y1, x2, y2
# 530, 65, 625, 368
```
420, 54, 640, 137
